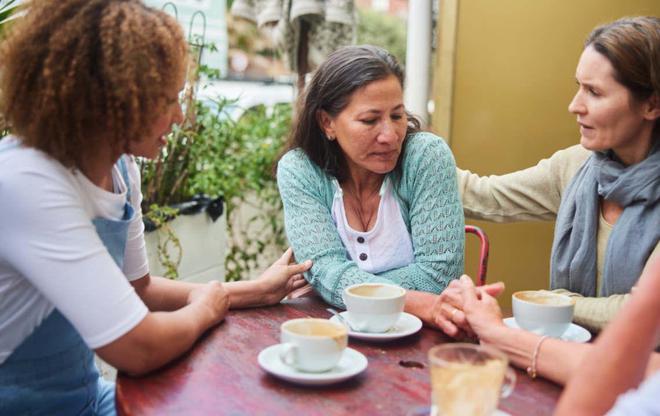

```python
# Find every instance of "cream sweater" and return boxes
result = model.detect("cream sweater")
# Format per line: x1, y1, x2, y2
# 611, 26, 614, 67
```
457, 144, 660, 332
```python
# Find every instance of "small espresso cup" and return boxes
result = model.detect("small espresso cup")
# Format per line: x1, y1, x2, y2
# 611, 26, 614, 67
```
342, 283, 406, 333
512, 290, 575, 338
279, 318, 348, 373
428, 343, 516, 416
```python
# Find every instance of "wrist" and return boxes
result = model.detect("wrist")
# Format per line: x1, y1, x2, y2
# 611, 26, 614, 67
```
224, 280, 261, 309
478, 322, 508, 345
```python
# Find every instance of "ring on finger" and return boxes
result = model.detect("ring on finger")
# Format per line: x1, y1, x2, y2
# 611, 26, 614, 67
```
450, 308, 459, 320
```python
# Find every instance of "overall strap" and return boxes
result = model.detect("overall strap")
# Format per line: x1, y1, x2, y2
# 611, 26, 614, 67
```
117, 155, 132, 203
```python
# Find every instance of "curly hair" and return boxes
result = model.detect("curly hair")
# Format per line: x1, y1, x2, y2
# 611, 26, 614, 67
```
0, 0, 188, 169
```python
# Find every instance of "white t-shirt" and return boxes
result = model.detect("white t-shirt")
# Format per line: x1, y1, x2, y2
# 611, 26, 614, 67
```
331, 178, 414, 274
607, 370, 660, 415
0, 137, 149, 365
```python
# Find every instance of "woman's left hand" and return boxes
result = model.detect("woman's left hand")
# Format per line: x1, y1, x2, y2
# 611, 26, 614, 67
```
255, 248, 312, 306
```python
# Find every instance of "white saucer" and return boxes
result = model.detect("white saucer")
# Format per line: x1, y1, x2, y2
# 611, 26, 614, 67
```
329, 312, 423, 341
258, 344, 367, 386
503, 317, 592, 343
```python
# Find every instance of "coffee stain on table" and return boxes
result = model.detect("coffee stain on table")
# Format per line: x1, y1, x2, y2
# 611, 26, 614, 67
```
399, 360, 425, 369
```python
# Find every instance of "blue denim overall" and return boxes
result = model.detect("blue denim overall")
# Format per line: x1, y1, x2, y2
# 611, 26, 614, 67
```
0, 141, 134, 415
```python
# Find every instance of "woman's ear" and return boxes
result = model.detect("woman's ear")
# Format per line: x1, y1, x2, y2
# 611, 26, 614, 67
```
317, 110, 336, 140
643, 94, 660, 121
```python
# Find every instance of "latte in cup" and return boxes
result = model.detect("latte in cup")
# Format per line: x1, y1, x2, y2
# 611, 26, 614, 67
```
515, 291, 574, 306
280, 318, 348, 373
429, 343, 516, 416
512, 290, 575, 338
342, 283, 406, 333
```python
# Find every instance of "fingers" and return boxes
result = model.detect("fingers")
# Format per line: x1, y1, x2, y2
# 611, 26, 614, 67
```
289, 275, 307, 290
275, 247, 294, 265
287, 284, 314, 299
481, 282, 505, 297
286, 259, 313, 276
458, 275, 479, 307
437, 316, 461, 338
439, 287, 463, 309
441, 303, 474, 337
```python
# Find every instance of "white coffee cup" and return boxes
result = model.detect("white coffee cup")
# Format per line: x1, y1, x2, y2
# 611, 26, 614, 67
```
279, 318, 348, 373
342, 283, 406, 333
512, 290, 575, 337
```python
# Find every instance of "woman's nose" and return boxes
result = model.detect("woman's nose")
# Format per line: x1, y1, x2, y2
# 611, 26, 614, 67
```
568, 91, 585, 115
378, 120, 398, 143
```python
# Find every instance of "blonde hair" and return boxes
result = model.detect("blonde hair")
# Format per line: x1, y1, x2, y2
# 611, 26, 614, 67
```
0, 0, 188, 168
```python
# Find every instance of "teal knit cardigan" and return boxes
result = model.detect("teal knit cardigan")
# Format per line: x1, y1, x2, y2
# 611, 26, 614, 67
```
276, 132, 465, 307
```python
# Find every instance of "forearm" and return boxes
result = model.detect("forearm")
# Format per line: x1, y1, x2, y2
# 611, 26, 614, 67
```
556, 295, 659, 415
132, 274, 199, 311
553, 289, 628, 332
479, 325, 589, 385
223, 280, 265, 309
405, 290, 438, 326
97, 302, 218, 376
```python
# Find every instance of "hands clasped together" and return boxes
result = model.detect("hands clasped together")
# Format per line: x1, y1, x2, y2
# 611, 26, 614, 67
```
431, 275, 507, 341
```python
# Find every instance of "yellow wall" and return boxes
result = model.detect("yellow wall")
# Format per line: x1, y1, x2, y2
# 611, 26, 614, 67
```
432, 0, 660, 307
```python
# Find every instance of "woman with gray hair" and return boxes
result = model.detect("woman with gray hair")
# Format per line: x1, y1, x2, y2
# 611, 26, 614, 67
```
277, 45, 502, 329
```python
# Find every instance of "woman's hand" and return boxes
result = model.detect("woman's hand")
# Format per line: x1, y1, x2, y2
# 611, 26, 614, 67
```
430, 276, 505, 338
458, 275, 507, 342
255, 248, 312, 306
186, 280, 231, 326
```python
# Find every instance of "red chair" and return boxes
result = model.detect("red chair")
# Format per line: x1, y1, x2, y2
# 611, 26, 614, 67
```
465, 225, 489, 286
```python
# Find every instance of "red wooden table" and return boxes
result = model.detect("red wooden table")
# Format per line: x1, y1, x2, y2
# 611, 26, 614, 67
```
116, 296, 561, 415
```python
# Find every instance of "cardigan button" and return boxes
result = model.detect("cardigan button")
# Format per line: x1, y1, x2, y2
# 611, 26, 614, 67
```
359, 253, 368, 261
357, 236, 365, 244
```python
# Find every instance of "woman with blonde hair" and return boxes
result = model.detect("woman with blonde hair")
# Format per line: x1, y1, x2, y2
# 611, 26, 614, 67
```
0, 1, 310, 414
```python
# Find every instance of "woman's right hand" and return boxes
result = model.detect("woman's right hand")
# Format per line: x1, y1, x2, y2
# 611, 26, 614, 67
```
432, 276, 505, 338
457, 275, 506, 341
187, 281, 231, 326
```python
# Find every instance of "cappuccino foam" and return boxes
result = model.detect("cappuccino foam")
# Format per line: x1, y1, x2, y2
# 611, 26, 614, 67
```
348, 284, 404, 298
514, 292, 573, 306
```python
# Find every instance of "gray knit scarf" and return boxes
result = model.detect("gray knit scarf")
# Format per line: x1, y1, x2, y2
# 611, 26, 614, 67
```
550, 141, 660, 296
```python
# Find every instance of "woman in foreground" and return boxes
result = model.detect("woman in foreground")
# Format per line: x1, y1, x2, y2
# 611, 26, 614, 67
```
0, 1, 310, 414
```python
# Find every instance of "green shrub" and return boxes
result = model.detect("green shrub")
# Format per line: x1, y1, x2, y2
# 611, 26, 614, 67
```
139, 89, 291, 281
357, 9, 407, 67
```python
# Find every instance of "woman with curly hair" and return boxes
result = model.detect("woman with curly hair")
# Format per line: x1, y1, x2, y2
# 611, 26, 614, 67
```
0, 1, 310, 414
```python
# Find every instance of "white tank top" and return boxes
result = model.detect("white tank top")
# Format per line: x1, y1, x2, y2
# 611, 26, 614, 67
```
331, 177, 414, 274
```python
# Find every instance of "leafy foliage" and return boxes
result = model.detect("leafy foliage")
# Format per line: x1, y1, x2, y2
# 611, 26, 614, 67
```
357, 8, 407, 67
0, 0, 19, 36
139, 79, 291, 281
0, 0, 20, 136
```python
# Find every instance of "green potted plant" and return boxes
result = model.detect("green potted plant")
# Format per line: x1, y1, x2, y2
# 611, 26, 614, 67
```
140, 64, 292, 282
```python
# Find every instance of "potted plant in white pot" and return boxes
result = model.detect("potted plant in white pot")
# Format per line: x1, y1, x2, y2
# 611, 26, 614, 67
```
139, 67, 293, 283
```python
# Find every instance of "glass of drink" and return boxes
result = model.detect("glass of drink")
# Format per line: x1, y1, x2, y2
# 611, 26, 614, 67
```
427, 343, 516, 416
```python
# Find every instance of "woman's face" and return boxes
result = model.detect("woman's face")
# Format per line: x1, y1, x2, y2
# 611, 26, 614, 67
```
129, 82, 185, 159
568, 45, 658, 162
320, 75, 408, 178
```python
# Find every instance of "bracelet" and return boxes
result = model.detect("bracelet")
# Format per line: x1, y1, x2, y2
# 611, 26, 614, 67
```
526, 335, 549, 379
